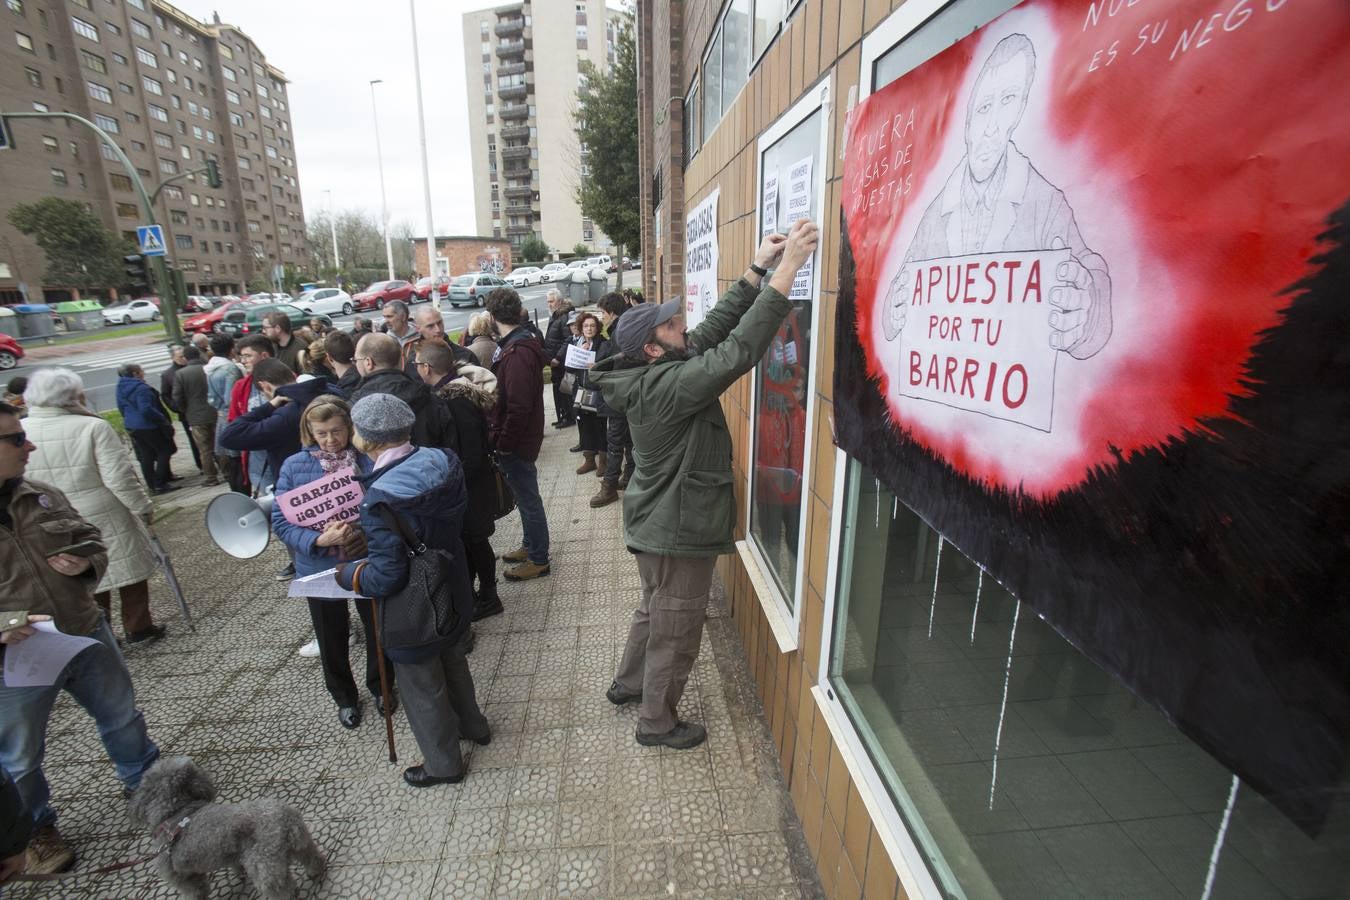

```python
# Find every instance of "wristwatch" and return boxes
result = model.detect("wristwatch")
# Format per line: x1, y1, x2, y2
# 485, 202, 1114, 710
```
749, 262, 769, 277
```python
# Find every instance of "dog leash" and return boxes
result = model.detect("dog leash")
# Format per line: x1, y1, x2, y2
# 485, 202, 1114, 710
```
11, 814, 191, 883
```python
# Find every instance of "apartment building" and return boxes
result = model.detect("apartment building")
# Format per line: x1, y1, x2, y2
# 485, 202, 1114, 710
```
460, 1, 627, 257
0, 0, 306, 301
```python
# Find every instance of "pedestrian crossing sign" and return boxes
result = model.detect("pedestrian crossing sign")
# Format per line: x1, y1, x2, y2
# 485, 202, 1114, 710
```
136, 224, 167, 257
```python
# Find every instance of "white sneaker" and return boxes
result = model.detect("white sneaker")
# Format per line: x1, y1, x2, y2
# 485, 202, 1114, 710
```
298, 638, 320, 658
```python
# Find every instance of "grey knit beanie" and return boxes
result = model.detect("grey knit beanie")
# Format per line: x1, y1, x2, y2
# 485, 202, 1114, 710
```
350, 393, 415, 445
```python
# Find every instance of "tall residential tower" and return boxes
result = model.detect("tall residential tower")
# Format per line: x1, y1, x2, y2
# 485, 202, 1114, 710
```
0, 0, 307, 300
461, 1, 627, 257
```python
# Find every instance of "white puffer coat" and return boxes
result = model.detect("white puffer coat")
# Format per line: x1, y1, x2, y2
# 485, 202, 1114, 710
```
23, 406, 157, 593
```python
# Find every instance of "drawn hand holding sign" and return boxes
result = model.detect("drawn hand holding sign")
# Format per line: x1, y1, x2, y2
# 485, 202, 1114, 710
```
883, 34, 1112, 375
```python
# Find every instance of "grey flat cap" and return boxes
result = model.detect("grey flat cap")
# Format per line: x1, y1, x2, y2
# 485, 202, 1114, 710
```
350, 393, 415, 444
613, 298, 681, 358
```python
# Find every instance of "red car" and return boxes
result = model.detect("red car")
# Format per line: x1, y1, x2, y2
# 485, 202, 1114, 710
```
411, 276, 450, 303
0, 333, 24, 370
183, 298, 252, 335
352, 279, 415, 311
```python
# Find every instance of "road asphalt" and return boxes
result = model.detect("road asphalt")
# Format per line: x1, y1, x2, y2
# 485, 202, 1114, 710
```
10, 274, 628, 413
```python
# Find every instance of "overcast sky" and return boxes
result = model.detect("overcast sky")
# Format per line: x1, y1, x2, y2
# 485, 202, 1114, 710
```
207, 0, 506, 238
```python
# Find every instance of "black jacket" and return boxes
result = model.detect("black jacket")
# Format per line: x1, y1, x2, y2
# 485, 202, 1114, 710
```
219, 379, 342, 482
543, 308, 572, 364
350, 368, 455, 450
433, 373, 497, 540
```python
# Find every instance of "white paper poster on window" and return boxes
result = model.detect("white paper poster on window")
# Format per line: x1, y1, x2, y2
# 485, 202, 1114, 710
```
761, 174, 779, 239
784, 156, 814, 300
684, 188, 719, 330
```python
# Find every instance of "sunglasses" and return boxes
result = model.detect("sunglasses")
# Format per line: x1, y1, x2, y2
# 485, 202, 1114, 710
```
0, 431, 27, 448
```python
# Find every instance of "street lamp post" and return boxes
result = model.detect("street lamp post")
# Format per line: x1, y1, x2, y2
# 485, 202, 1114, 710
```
323, 188, 340, 274
408, 0, 437, 283
368, 79, 395, 281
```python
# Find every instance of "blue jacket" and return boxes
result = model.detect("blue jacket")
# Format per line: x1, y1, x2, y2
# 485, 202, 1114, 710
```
335, 447, 472, 661
116, 376, 169, 431
219, 379, 342, 483
270, 448, 372, 577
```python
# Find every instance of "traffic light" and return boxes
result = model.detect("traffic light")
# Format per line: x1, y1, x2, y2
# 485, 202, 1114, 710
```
205, 158, 221, 189
124, 253, 149, 290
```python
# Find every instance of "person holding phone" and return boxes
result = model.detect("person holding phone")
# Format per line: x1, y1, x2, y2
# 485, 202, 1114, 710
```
0, 400, 160, 876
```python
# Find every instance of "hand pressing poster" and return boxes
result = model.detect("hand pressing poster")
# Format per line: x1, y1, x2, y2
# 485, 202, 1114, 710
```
834, 0, 1350, 834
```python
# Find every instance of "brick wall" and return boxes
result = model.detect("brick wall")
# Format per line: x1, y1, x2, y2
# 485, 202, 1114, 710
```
412, 238, 514, 279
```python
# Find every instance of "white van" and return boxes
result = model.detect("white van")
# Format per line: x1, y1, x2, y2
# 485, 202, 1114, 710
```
586, 254, 613, 273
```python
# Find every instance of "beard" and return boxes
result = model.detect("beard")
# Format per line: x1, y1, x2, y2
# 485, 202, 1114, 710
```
654, 336, 694, 361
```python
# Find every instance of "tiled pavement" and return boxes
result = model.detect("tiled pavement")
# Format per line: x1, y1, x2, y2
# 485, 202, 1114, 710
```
11, 410, 824, 898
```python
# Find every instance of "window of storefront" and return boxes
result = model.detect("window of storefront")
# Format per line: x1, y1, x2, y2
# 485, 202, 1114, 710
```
742, 76, 830, 646
816, 1, 1350, 898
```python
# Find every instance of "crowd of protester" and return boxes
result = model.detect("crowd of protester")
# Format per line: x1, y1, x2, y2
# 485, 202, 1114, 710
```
0, 216, 820, 881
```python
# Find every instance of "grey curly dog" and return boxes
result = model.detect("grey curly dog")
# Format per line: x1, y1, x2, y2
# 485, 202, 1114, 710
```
128, 756, 326, 899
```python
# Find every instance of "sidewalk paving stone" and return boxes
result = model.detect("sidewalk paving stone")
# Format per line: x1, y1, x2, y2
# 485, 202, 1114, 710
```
8, 396, 823, 898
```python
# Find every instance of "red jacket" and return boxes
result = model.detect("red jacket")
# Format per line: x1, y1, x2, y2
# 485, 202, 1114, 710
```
488, 326, 546, 461
228, 374, 255, 477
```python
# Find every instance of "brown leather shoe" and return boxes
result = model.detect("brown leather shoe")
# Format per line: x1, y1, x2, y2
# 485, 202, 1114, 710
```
575, 452, 597, 475
595, 452, 608, 478
590, 482, 619, 508
503, 559, 551, 581
617, 472, 631, 490
25, 824, 75, 875
500, 546, 529, 563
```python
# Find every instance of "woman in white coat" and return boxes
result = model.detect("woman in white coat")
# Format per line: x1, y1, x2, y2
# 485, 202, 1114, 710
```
22, 368, 166, 643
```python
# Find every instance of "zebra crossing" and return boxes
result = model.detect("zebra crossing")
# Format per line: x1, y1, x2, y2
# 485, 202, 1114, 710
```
58, 343, 177, 377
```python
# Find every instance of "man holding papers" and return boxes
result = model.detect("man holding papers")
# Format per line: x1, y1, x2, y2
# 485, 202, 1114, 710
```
0, 401, 160, 876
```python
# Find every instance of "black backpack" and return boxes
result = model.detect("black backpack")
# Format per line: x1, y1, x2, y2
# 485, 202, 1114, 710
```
374, 505, 463, 658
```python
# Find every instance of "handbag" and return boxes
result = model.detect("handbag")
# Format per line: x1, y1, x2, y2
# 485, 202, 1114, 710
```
489, 457, 516, 520
559, 372, 577, 394
373, 505, 464, 656
574, 386, 602, 414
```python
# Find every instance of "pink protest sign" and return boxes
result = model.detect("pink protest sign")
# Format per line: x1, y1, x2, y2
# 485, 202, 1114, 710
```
278, 467, 363, 530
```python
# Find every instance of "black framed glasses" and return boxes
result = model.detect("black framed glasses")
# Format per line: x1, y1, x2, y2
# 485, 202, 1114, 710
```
0, 431, 27, 448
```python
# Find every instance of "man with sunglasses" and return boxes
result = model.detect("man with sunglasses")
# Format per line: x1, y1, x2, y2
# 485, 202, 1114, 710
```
0, 402, 159, 875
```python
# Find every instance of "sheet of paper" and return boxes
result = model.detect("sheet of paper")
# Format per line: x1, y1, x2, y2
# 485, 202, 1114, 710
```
2, 621, 100, 687
761, 173, 779, 237
288, 567, 369, 600
784, 156, 815, 300
563, 345, 596, 370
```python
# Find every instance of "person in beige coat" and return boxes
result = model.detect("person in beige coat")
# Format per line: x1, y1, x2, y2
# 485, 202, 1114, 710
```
22, 368, 166, 643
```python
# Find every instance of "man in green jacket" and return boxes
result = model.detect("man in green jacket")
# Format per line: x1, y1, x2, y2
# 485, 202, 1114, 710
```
589, 217, 819, 749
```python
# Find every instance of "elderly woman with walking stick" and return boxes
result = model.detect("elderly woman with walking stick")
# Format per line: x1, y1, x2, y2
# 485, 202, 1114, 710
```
335, 394, 489, 786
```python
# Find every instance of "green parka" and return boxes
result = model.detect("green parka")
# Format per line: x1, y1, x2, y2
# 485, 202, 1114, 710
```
589, 278, 792, 557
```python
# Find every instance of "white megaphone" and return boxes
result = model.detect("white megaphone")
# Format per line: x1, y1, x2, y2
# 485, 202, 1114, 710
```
205, 488, 276, 559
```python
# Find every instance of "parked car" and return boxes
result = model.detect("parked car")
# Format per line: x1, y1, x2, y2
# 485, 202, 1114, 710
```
351, 279, 415, 311
182, 295, 214, 313
0, 333, 24, 370
220, 303, 332, 336
182, 298, 254, 334
506, 266, 543, 288
587, 254, 614, 272
102, 298, 161, 326
539, 263, 568, 283
622, 256, 639, 270
447, 273, 508, 308
411, 276, 451, 303
295, 288, 354, 317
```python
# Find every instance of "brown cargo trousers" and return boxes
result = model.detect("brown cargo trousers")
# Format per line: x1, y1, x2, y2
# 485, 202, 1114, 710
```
613, 552, 717, 736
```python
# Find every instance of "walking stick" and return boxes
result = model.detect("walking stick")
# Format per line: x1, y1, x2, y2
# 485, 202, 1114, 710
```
370, 599, 397, 763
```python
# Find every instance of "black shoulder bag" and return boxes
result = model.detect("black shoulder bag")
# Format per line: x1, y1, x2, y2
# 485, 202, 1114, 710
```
373, 505, 463, 655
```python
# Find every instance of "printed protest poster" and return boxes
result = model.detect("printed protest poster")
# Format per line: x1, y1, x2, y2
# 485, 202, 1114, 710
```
784, 156, 814, 300
563, 344, 596, 370
684, 188, 719, 330
834, 0, 1350, 833
761, 174, 779, 239
278, 466, 363, 531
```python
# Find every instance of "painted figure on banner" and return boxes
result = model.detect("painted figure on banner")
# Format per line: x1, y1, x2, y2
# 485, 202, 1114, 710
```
882, 33, 1112, 413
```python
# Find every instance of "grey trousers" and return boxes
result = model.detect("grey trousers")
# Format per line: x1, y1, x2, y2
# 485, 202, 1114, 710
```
613, 553, 717, 735
393, 641, 489, 777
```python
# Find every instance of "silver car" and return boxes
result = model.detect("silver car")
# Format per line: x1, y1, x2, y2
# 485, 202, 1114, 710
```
447, 273, 508, 308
